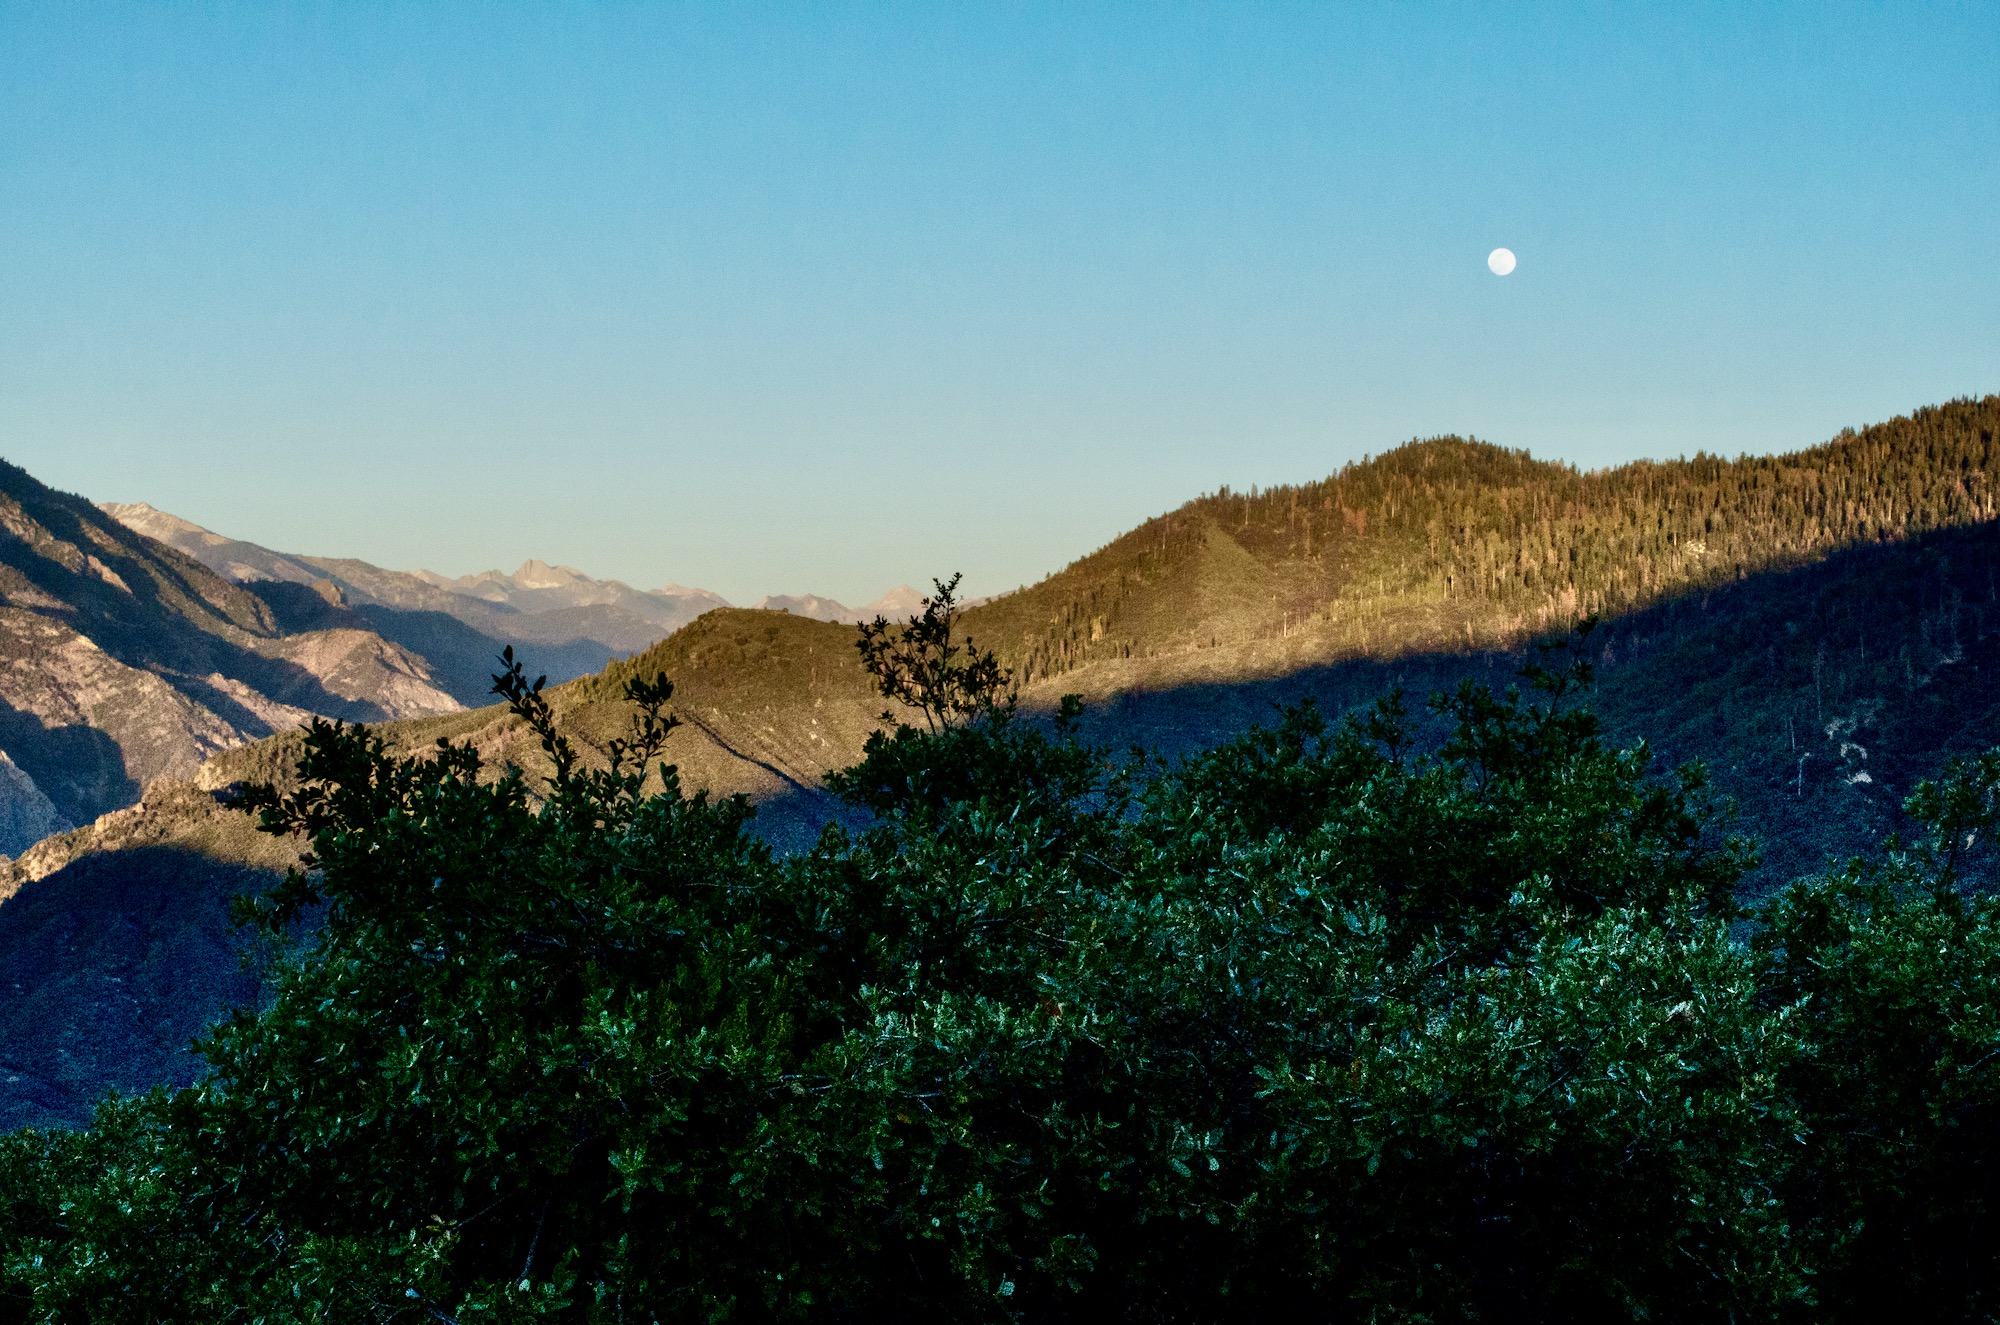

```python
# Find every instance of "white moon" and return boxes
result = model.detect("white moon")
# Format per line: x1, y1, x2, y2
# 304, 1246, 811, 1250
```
1487, 247, 1517, 276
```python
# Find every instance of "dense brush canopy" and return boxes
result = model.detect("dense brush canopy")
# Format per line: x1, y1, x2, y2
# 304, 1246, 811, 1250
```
9, 636, 2000, 1322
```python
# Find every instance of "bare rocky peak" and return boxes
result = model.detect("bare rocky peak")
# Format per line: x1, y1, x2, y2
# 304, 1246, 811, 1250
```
424, 559, 731, 624
99, 502, 326, 587
438, 560, 586, 599
751, 585, 926, 624
864, 584, 927, 621
98, 502, 214, 546
511, 559, 585, 591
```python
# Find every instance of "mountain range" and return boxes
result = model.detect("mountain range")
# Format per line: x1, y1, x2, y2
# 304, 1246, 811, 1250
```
0, 466, 465, 852
107, 503, 926, 693
0, 481, 924, 869
3, 394, 1999, 1127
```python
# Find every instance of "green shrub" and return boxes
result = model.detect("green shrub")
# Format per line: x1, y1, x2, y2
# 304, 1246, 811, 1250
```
7, 630, 2000, 1321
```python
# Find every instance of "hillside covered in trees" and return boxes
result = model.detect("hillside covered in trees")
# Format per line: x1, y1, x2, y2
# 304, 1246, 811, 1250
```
5, 398, 2000, 1131
980, 396, 2000, 686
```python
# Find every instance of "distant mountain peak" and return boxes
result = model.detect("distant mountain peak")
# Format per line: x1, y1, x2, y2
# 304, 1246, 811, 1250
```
753, 593, 851, 621
99, 501, 735, 702
750, 585, 927, 624
99, 502, 222, 546
509, 559, 588, 590
866, 584, 926, 619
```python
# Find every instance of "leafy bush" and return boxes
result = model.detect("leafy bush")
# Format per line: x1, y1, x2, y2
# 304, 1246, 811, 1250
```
7, 631, 2000, 1321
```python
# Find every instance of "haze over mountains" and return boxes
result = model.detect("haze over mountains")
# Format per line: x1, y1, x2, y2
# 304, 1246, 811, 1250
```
3, 395, 2000, 1127
105, 502, 924, 701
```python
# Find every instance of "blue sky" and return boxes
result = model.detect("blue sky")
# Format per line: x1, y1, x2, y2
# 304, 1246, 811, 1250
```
2, 3, 1995, 604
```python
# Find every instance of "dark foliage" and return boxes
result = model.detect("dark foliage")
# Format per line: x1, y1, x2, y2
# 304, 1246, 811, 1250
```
8, 636, 2000, 1321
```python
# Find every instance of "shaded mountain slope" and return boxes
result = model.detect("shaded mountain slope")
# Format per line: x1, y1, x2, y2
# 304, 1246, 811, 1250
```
0, 466, 461, 729
0, 749, 302, 1130
235, 578, 619, 709
558, 512, 2000, 897
998, 516, 2000, 894
1585, 515, 2000, 887
344, 605, 620, 706
528, 398, 2000, 887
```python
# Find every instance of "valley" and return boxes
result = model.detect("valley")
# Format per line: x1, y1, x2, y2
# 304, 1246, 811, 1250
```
1, 394, 1998, 1128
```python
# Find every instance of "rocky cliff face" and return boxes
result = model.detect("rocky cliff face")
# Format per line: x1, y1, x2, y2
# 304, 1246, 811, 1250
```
0, 462, 464, 855
0, 753, 68, 858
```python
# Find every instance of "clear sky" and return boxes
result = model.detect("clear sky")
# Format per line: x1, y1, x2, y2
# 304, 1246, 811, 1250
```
2, 3, 1995, 604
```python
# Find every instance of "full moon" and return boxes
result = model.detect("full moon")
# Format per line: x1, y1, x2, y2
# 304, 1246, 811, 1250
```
1487, 247, 1517, 276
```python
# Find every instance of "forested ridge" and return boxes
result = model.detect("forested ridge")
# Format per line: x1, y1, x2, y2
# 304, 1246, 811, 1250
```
995, 396, 2000, 683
